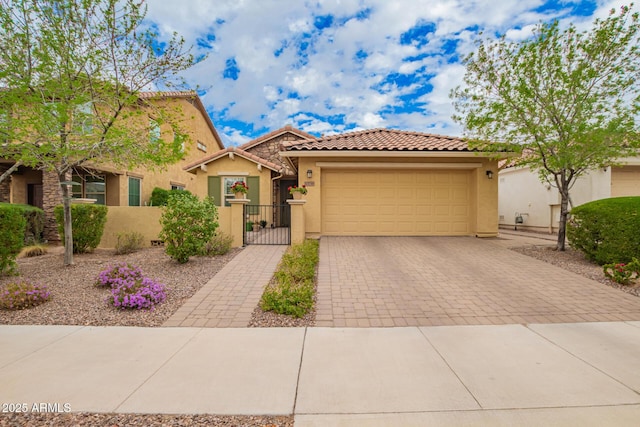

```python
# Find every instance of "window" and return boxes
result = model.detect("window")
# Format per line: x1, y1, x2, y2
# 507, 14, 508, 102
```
197, 141, 207, 152
223, 177, 246, 207
74, 102, 93, 134
72, 174, 106, 205
171, 184, 185, 191
128, 177, 141, 206
149, 118, 161, 143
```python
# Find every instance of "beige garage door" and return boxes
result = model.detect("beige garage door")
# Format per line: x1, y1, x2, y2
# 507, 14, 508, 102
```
611, 166, 640, 197
322, 169, 472, 235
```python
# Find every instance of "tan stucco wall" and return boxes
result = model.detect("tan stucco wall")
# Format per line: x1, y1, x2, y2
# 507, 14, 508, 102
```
87, 97, 224, 207
100, 206, 163, 248
100, 204, 229, 249
296, 156, 499, 237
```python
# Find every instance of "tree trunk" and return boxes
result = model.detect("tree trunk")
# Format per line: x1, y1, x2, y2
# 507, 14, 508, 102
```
557, 186, 570, 251
58, 174, 74, 266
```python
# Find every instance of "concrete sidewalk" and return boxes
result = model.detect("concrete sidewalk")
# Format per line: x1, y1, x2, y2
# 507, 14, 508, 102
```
2, 323, 640, 426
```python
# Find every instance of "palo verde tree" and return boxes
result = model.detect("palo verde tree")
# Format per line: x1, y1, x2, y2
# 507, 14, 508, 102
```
0, 0, 196, 265
451, 5, 640, 251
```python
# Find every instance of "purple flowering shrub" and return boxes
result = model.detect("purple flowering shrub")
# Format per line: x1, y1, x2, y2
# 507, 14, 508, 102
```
96, 263, 167, 310
96, 263, 144, 287
108, 277, 167, 310
0, 281, 51, 310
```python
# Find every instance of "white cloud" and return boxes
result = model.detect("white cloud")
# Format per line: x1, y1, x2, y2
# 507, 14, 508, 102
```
144, 0, 621, 143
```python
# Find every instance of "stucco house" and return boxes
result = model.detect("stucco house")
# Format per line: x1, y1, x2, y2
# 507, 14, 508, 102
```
186, 126, 503, 239
0, 90, 224, 241
498, 157, 640, 233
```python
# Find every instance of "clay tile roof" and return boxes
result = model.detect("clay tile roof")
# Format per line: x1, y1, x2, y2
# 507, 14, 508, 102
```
138, 90, 198, 99
239, 124, 316, 151
183, 146, 282, 172
282, 128, 472, 151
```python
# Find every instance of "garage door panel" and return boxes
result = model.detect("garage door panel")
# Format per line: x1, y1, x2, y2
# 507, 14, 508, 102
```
322, 169, 471, 236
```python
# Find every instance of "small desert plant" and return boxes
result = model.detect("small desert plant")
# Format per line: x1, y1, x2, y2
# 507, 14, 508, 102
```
603, 258, 640, 285
200, 232, 233, 256
0, 281, 50, 310
115, 231, 145, 255
96, 263, 144, 288
18, 245, 48, 258
159, 192, 219, 263
108, 276, 167, 310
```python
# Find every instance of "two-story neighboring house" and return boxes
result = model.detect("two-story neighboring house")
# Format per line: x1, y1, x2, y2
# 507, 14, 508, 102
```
0, 90, 224, 241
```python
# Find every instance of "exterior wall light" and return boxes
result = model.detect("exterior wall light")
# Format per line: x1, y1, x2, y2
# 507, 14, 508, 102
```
486, 170, 493, 179
307, 169, 313, 178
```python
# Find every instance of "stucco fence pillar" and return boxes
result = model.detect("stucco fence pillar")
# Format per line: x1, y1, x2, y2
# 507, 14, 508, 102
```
287, 199, 306, 245
229, 198, 249, 248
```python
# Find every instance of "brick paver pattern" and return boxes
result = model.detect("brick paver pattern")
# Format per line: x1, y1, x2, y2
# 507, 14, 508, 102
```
163, 245, 287, 328
314, 237, 640, 327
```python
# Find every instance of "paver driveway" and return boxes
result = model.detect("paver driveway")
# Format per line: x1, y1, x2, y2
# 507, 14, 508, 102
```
314, 236, 640, 327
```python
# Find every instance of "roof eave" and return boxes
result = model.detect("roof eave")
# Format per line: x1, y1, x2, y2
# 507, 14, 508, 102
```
279, 150, 516, 158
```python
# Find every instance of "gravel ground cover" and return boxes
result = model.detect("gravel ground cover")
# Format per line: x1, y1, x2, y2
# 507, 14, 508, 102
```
0, 246, 241, 327
0, 413, 293, 427
512, 244, 640, 297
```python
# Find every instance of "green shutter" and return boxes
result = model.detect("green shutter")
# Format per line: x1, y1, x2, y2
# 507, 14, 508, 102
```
247, 176, 259, 204
208, 176, 221, 206
128, 177, 140, 206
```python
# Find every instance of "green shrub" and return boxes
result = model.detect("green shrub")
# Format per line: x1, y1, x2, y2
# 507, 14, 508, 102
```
0, 203, 44, 244
567, 197, 640, 265
0, 204, 27, 276
260, 239, 319, 318
115, 231, 144, 255
0, 281, 50, 310
200, 232, 233, 256
149, 187, 192, 206
54, 204, 108, 254
159, 193, 218, 263
19, 244, 48, 258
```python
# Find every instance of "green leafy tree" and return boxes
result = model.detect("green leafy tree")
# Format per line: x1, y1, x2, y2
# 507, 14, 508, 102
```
451, 5, 640, 250
159, 193, 219, 264
0, 0, 196, 265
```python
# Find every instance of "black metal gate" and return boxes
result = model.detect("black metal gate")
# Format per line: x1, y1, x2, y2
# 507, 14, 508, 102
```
243, 204, 291, 245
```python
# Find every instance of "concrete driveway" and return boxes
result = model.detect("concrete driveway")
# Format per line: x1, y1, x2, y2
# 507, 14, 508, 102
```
315, 236, 640, 327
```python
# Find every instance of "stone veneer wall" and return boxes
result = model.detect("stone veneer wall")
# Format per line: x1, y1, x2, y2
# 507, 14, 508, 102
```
0, 165, 9, 202
245, 133, 304, 177
42, 170, 63, 242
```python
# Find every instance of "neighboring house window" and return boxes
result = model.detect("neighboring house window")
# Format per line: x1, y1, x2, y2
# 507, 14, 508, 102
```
171, 184, 185, 191
128, 177, 141, 206
74, 102, 93, 134
223, 177, 246, 207
72, 173, 106, 205
197, 141, 207, 152
149, 118, 161, 143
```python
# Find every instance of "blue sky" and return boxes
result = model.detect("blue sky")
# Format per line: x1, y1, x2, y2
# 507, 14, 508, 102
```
144, 0, 622, 146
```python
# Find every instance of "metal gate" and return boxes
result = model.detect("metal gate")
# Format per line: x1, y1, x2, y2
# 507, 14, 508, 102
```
243, 204, 291, 245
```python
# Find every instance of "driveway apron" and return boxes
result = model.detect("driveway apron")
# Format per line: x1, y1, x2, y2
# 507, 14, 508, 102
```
315, 236, 640, 327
